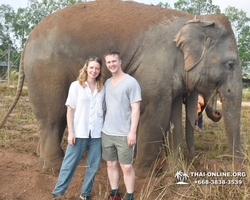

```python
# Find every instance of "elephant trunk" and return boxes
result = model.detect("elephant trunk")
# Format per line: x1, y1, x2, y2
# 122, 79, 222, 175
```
221, 97, 242, 161
218, 79, 243, 162
205, 106, 222, 122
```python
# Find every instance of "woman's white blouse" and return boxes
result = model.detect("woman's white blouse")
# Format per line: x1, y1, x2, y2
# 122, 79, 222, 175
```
65, 81, 105, 138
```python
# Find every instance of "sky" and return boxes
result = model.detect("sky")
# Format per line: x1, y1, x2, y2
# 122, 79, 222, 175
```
1, 0, 249, 17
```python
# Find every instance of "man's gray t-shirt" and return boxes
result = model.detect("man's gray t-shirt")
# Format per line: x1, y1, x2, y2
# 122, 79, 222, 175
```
102, 74, 142, 136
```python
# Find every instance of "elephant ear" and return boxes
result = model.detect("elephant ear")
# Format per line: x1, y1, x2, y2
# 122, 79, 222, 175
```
174, 19, 215, 72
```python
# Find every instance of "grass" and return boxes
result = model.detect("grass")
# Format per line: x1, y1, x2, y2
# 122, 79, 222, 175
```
242, 88, 250, 101
0, 83, 38, 150
0, 83, 28, 96
138, 105, 250, 199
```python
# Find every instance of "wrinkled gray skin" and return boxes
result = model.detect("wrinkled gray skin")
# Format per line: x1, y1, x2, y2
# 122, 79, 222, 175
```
167, 92, 198, 160
0, 1, 242, 178
168, 91, 222, 160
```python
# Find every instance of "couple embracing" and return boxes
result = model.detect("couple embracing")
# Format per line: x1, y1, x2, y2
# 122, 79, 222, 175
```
52, 50, 141, 200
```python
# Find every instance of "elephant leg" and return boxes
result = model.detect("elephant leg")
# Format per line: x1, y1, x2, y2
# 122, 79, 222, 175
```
185, 119, 195, 160
134, 103, 170, 178
168, 95, 183, 157
25, 65, 72, 172
38, 116, 67, 172
184, 92, 198, 160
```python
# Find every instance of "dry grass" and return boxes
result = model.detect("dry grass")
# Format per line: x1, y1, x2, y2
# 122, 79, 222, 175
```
139, 104, 250, 199
0, 84, 38, 150
242, 89, 250, 101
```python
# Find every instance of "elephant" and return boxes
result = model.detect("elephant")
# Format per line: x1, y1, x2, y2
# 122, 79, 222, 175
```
168, 91, 222, 160
0, 1, 242, 178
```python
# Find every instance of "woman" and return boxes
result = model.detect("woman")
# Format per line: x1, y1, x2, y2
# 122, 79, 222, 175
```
52, 56, 105, 200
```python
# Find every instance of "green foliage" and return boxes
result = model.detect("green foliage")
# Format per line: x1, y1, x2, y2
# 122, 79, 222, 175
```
224, 6, 250, 38
157, 2, 171, 8
0, 0, 86, 66
223, 7, 250, 69
12, 0, 86, 48
0, 4, 17, 63
173, 0, 221, 15
9, 70, 19, 81
238, 25, 250, 68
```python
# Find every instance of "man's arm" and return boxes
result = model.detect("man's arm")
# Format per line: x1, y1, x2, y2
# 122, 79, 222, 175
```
127, 101, 140, 147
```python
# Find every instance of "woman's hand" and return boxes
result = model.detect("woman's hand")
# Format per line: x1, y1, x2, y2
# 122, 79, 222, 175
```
68, 133, 75, 146
66, 105, 75, 146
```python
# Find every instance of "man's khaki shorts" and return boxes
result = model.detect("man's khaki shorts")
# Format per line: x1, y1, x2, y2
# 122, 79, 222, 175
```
102, 132, 134, 165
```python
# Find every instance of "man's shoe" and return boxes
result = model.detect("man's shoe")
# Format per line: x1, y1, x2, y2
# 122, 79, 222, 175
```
80, 195, 91, 200
104, 194, 122, 200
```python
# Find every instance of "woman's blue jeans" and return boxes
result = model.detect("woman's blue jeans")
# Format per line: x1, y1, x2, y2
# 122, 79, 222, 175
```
52, 138, 101, 197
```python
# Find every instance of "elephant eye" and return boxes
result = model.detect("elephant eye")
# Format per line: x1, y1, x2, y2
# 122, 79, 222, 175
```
227, 61, 234, 71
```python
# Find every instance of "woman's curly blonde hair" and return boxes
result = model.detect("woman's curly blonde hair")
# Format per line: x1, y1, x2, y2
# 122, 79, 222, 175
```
78, 57, 103, 92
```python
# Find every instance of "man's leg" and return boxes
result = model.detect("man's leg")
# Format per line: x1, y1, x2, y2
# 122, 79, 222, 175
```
102, 133, 121, 198
120, 164, 135, 194
118, 137, 135, 200
107, 160, 120, 191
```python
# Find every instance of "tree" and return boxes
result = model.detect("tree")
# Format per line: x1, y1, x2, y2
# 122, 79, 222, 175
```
157, 2, 171, 8
223, 7, 250, 69
224, 6, 250, 39
174, 0, 221, 15
12, 7, 30, 48
0, 4, 18, 64
12, 0, 85, 48
238, 25, 250, 73
0, 0, 86, 66
0, 4, 15, 48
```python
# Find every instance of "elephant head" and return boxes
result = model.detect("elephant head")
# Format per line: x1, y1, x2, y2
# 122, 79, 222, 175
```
174, 16, 243, 161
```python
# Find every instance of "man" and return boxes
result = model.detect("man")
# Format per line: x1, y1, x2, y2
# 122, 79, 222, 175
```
102, 50, 141, 200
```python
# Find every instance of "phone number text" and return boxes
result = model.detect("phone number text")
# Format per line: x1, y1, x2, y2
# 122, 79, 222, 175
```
194, 179, 243, 185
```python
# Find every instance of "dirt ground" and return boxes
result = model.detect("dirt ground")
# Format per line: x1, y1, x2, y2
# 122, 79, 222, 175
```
0, 125, 149, 200
0, 145, 139, 200
0, 94, 162, 200
0, 92, 249, 200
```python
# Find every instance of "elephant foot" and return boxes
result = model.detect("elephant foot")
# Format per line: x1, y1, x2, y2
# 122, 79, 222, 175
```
39, 154, 64, 175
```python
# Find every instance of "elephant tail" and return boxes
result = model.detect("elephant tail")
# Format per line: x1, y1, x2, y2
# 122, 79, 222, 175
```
0, 47, 25, 128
